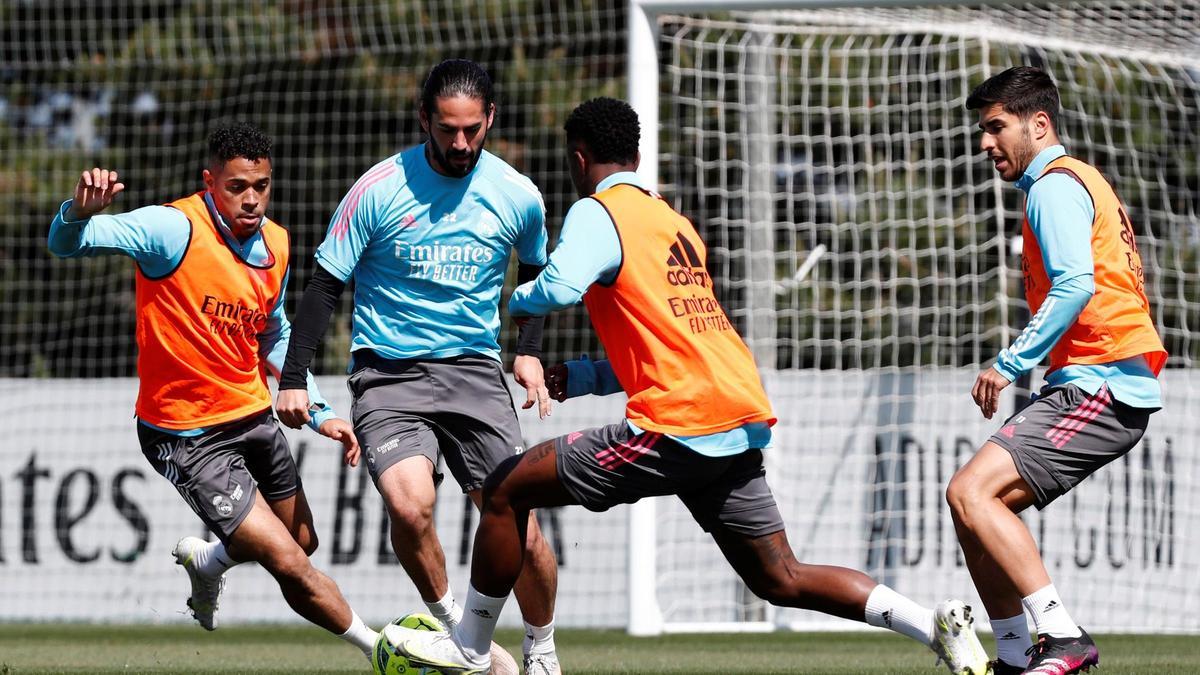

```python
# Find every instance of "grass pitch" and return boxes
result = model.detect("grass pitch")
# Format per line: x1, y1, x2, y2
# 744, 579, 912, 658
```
1, 624, 1197, 673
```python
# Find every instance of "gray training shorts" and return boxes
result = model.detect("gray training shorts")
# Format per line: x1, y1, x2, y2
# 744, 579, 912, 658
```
138, 410, 299, 542
555, 421, 785, 538
348, 352, 525, 493
989, 383, 1152, 509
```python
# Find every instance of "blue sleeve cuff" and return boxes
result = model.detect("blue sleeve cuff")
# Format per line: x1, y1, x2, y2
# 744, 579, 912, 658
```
592, 359, 622, 396
303, 370, 337, 432
58, 199, 86, 224
563, 355, 623, 398
307, 405, 337, 432
48, 199, 87, 257
564, 355, 598, 399
992, 361, 1020, 383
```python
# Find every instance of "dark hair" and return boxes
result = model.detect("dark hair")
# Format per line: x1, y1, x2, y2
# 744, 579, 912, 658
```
563, 97, 640, 164
421, 59, 495, 115
965, 66, 1060, 128
207, 121, 272, 166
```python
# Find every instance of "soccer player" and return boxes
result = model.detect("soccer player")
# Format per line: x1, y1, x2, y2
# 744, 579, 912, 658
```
949, 66, 1166, 675
275, 59, 560, 674
383, 97, 990, 675
46, 122, 379, 659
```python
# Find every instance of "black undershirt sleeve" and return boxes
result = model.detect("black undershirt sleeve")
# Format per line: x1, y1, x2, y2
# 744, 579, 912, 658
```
514, 261, 546, 358
279, 265, 346, 390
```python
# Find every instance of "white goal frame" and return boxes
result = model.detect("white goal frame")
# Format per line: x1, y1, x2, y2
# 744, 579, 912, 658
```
627, 0, 1021, 637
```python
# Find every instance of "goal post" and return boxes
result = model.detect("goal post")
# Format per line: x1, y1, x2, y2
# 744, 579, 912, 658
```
627, 0, 1200, 636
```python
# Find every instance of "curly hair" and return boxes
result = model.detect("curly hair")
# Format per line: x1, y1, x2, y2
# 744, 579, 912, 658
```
966, 66, 1060, 129
563, 97, 640, 164
206, 121, 272, 166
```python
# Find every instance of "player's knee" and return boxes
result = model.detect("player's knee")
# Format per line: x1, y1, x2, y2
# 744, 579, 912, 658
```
945, 471, 982, 523
262, 544, 314, 582
388, 500, 436, 534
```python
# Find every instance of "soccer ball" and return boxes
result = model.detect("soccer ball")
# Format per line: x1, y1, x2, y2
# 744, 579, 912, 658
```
370, 612, 520, 675
372, 613, 446, 675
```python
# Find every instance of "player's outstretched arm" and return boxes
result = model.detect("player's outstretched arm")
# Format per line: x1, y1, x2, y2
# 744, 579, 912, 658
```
49, 168, 188, 274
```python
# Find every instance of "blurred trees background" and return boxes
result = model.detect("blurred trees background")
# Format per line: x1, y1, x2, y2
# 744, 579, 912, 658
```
2, 1, 1195, 377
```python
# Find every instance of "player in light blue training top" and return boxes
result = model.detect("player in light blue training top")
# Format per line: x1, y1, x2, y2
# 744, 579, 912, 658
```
312, 143, 547, 361
275, 59, 560, 675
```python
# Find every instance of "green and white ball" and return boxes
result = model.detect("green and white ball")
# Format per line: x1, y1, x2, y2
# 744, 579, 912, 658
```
372, 613, 446, 675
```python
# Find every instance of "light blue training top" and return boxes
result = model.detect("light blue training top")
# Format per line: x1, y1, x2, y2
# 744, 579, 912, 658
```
995, 145, 1161, 409
48, 192, 336, 435
314, 145, 548, 365
510, 171, 771, 457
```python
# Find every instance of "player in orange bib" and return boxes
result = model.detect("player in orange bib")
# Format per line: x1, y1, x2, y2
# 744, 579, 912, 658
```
950, 67, 1167, 675
46, 122, 378, 660
384, 97, 990, 675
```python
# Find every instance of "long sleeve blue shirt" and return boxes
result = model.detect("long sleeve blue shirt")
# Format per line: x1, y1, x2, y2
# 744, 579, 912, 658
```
511, 172, 771, 456
998, 145, 1160, 408
48, 194, 337, 434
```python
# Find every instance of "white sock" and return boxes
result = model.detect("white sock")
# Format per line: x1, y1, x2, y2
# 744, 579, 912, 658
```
1022, 584, 1081, 638
338, 611, 378, 657
990, 614, 1032, 667
196, 539, 239, 577
425, 589, 464, 629
453, 584, 507, 663
523, 618, 556, 657
864, 584, 935, 647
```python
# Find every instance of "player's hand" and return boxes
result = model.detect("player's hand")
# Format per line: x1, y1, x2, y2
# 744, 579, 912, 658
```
319, 418, 361, 467
66, 168, 125, 221
513, 354, 552, 419
545, 362, 568, 402
972, 368, 1012, 420
275, 388, 312, 429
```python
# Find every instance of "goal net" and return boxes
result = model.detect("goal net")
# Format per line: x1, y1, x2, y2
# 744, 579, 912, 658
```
629, 0, 1200, 634
0, 0, 1196, 637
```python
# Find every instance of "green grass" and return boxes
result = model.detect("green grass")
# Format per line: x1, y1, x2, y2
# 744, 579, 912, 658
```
0, 625, 1197, 673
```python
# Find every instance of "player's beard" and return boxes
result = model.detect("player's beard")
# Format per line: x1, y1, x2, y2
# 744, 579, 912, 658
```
1007, 124, 1038, 181
429, 131, 486, 178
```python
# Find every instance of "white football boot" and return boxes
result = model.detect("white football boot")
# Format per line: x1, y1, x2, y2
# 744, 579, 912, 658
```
171, 536, 227, 631
930, 599, 990, 675
522, 651, 562, 675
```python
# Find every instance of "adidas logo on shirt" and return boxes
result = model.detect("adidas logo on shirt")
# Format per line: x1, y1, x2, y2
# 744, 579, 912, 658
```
665, 233, 711, 288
